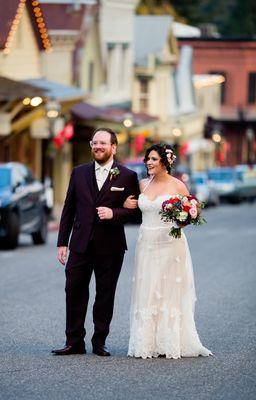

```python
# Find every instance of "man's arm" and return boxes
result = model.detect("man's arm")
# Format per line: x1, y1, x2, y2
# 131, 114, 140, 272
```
57, 170, 76, 247
110, 172, 142, 224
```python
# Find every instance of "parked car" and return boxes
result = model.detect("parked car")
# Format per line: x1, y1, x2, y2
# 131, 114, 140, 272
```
234, 164, 256, 201
207, 167, 241, 202
124, 159, 147, 181
191, 172, 219, 206
0, 162, 51, 249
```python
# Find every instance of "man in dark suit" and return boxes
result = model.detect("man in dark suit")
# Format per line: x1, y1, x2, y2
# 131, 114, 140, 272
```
52, 127, 141, 356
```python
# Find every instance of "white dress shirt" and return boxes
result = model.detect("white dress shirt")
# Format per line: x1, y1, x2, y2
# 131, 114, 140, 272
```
95, 159, 113, 190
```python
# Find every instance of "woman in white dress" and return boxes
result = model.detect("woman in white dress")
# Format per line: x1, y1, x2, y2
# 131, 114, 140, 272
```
125, 144, 212, 359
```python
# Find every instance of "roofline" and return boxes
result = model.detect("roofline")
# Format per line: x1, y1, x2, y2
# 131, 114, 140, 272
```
178, 36, 256, 42
48, 29, 80, 36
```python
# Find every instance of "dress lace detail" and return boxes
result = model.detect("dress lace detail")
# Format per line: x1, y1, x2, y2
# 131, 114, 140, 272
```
128, 194, 212, 359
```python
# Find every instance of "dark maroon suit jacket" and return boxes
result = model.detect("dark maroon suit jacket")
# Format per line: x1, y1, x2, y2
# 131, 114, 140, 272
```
57, 161, 141, 254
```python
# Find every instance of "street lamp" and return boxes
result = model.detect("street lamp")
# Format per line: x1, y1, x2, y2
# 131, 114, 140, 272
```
212, 131, 221, 143
44, 99, 61, 187
123, 113, 133, 158
211, 130, 222, 165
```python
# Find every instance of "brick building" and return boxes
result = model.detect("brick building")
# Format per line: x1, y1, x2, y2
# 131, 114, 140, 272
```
178, 37, 256, 166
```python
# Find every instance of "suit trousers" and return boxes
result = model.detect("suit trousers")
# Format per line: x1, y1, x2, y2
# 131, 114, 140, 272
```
65, 242, 124, 347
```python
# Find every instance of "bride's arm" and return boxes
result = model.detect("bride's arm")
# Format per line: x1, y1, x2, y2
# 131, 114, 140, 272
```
176, 178, 190, 196
176, 178, 190, 228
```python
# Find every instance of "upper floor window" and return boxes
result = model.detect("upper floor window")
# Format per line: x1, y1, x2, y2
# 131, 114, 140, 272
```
140, 78, 148, 94
138, 77, 149, 113
248, 72, 256, 104
209, 71, 226, 105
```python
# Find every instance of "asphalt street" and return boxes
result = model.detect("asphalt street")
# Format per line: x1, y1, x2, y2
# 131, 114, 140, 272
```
0, 203, 255, 400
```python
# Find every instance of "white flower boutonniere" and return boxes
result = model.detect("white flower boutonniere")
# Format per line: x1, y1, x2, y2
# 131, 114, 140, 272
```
109, 167, 120, 181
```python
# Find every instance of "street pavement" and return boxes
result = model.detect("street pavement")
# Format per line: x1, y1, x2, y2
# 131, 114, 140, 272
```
0, 203, 256, 400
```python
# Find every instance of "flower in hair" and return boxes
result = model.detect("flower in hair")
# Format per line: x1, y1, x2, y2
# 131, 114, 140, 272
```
165, 149, 176, 165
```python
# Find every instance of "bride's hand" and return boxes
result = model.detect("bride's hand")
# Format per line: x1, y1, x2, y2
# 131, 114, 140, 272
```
123, 195, 138, 209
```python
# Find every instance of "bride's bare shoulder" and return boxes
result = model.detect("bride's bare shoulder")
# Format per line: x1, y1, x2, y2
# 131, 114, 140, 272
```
169, 176, 189, 195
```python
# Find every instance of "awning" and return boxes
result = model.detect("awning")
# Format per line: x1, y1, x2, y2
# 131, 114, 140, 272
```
0, 77, 46, 101
25, 79, 86, 102
71, 102, 157, 128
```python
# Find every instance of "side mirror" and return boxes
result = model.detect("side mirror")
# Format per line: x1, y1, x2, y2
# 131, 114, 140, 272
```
12, 181, 22, 193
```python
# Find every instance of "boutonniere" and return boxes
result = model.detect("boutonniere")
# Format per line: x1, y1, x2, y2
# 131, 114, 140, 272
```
109, 167, 120, 181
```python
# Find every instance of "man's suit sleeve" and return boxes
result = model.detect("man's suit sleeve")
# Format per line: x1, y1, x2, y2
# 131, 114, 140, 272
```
111, 171, 142, 225
57, 170, 76, 247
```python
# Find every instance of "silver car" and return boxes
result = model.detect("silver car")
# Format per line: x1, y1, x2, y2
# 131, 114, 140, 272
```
191, 172, 219, 206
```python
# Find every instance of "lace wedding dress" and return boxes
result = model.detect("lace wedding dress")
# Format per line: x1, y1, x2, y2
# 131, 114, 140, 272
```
128, 193, 212, 359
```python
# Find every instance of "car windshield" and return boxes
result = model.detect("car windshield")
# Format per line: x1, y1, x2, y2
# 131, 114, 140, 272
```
125, 163, 147, 180
0, 168, 11, 188
194, 176, 205, 184
208, 170, 234, 182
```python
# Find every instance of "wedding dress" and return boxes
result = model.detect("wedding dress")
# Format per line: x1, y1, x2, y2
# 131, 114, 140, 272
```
128, 191, 212, 359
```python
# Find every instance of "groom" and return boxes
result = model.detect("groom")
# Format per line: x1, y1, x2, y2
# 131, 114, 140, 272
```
52, 127, 141, 356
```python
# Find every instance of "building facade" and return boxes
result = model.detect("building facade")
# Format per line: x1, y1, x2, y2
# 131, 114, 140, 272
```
179, 37, 256, 166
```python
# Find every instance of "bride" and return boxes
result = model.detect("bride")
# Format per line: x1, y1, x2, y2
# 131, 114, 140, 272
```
124, 143, 212, 359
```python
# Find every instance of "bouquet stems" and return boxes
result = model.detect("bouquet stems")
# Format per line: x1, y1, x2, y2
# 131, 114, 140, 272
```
169, 227, 181, 238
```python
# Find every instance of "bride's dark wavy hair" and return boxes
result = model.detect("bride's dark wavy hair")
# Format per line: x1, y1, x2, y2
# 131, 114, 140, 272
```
143, 143, 176, 175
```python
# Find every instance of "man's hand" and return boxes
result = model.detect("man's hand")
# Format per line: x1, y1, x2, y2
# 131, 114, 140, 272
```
123, 195, 138, 209
96, 207, 113, 220
58, 246, 68, 265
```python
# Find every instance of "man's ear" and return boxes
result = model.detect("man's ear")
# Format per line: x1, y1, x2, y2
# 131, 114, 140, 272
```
112, 144, 117, 155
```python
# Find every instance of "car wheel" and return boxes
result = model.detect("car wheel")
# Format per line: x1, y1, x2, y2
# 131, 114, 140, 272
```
0, 212, 19, 249
32, 213, 48, 245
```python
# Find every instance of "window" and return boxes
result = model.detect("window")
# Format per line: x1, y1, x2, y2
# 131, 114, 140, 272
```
138, 77, 149, 113
140, 78, 148, 94
209, 71, 226, 104
248, 72, 256, 104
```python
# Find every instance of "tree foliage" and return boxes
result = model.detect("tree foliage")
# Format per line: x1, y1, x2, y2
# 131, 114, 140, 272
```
136, 0, 256, 36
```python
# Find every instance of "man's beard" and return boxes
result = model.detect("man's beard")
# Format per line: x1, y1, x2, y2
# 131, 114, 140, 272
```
92, 148, 112, 164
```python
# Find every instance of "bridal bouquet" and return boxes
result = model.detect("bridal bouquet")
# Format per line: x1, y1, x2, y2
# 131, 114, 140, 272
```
160, 195, 206, 238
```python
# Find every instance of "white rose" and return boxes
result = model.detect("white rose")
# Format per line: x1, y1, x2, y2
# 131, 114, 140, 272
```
177, 211, 188, 222
190, 199, 198, 206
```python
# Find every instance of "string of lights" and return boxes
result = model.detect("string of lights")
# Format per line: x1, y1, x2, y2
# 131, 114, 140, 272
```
3, 0, 52, 55
31, 0, 52, 52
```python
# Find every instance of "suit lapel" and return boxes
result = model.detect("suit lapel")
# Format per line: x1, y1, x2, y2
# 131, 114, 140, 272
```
85, 162, 98, 201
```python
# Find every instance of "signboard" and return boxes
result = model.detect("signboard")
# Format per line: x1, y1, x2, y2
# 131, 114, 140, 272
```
30, 117, 50, 139
0, 113, 11, 136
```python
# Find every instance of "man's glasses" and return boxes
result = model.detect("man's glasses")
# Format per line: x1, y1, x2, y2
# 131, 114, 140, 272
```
90, 141, 112, 148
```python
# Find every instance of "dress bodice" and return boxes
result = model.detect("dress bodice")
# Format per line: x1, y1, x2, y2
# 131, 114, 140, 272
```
138, 193, 171, 228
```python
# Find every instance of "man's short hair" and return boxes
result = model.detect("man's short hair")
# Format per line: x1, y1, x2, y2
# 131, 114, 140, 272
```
91, 127, 118, 145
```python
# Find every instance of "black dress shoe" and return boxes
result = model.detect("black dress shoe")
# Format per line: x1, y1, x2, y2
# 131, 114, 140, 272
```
92, 344, 111, 357
51, 345, 86, 356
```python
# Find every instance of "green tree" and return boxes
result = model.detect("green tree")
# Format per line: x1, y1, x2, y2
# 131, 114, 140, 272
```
136, 0, 256, 36
223, 0, 256, 35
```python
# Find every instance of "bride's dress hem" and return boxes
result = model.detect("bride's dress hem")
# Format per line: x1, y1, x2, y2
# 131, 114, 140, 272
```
127, 348, 213, 360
